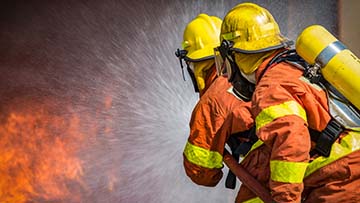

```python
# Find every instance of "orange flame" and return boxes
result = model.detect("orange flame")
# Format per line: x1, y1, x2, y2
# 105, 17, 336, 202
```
0, 98, 86, 202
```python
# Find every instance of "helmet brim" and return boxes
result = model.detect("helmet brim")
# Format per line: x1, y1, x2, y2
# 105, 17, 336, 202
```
185, 46, 217, 62
232, 35, 294, 54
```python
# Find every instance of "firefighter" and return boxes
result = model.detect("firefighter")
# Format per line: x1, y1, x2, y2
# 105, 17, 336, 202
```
216, 2, 360, 202
175, 13, 253, 187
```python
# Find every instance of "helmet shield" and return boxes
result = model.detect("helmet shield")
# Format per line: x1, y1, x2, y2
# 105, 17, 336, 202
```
214, 40, 239, 82
214, 47, 227, 76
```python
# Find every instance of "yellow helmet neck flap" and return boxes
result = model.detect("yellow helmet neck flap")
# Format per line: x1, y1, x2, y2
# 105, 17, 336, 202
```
191, 60, 214, 91
234, 50, 276, 75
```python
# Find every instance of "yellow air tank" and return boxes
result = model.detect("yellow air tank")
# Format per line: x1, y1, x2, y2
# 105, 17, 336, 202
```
296, 25, 360, 110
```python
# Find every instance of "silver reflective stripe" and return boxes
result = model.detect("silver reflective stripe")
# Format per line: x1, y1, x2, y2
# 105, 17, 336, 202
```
315, 41, 347, 67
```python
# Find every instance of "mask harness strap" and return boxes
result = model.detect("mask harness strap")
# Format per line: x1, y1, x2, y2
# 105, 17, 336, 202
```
187, 66, 199, 92
175, 49, 187, 81
175, 49, 199, 92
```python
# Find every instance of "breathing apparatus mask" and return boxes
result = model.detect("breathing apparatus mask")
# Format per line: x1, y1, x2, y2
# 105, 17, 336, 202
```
176, 48, 216, 93
214, 40, 255, 101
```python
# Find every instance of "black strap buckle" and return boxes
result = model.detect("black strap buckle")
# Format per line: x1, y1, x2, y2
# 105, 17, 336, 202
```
175, 49, 188, 81
314, 119, 343, 157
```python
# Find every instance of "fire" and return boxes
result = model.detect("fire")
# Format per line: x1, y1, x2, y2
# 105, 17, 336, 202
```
0, 97, 86, 202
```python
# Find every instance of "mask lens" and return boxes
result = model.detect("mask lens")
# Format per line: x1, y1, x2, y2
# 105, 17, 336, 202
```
188, 62, 195, 72
214, 48, 229, 76
214, 47, 226, 76
225, 57, 232, 79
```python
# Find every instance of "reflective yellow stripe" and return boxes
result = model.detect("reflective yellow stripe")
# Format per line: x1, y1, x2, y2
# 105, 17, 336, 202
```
256, 101, 307, 131
222, 31, 241, 41
270, 160, 308, 183
305, 131, 360, 177
242, 197, 264, 203
182, 41, 189, 49
183, 141, 223, 169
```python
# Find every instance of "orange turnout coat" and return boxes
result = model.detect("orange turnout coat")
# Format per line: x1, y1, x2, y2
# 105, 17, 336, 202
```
236, 52, 360, 203
183, 65, 253, 187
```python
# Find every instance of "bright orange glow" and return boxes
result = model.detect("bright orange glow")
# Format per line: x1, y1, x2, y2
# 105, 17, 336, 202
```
104, 96, 113, 110
0, 98, 86, 202
103, 96, 113, 137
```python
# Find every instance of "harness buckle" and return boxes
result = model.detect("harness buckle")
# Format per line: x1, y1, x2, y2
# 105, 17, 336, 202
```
314, 119, 343, 157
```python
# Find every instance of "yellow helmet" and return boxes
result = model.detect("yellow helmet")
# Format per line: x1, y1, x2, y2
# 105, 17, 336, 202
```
182, 14, 222, 61
220, 3, 292, 54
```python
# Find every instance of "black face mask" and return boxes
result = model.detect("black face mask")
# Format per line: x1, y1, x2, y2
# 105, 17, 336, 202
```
216, 40, 255, 101
228, 59, 255, 102
175, 48, 199, 93
232, 73, 255, 102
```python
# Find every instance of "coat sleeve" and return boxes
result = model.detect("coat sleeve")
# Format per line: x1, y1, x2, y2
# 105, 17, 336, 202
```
183, 92, 253, 186
183, 100, 224, 186
253, 80, 311, 202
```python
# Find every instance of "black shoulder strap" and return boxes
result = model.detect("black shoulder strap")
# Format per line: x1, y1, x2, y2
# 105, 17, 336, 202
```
225, 127, 257, 189
310, 119, 343, 157
255, 49, 344, 157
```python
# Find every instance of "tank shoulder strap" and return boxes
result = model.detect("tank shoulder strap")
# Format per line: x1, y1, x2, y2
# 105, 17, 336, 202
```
256, 49, 345, 157
225, 127, 257, 189
309, 119, 343, 157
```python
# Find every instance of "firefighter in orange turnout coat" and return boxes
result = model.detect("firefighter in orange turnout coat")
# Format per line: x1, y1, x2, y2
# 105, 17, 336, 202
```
215, 3, 360, 203
175, 13, 253, 187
